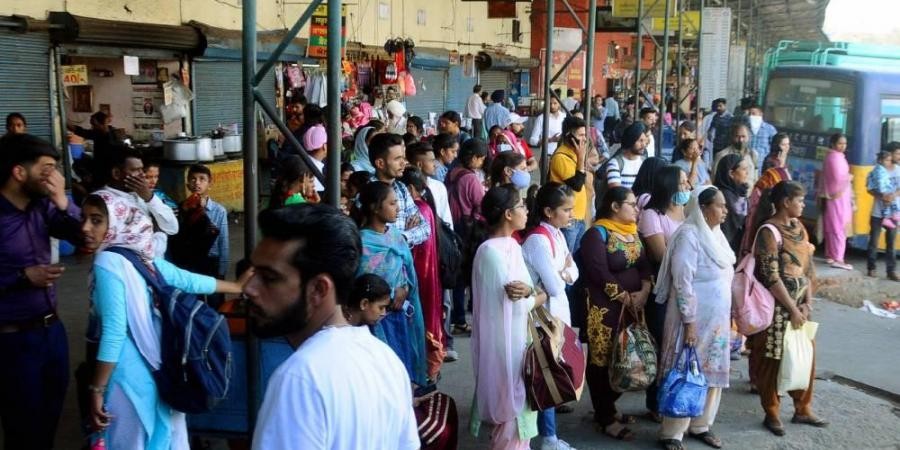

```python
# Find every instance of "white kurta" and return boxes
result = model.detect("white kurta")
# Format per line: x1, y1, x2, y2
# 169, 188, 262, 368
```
521, 222, 579, 326
470, 237, 538, 440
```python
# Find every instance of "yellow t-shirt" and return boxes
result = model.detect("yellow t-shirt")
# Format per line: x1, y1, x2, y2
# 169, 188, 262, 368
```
549, 144, 587, 221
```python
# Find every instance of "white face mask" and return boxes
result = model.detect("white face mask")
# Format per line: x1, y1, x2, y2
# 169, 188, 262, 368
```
498, 143, 512, 152
748, 115, 763, 133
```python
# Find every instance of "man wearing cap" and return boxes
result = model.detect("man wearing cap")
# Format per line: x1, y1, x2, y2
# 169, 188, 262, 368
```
303, 124, 327, 192
507, 113, 538, 172
483, 90, 512, 132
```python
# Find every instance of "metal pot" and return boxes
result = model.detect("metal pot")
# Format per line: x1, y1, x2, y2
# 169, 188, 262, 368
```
196, 137, 214, 162
223, 134, 241, 154
212, 137, 225, 159
163, 139, 197, 162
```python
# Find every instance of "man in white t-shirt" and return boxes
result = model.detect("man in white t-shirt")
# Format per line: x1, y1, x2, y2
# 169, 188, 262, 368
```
606, 122, 648, 189
244, 205, 419, 450
529, 96, 567, 156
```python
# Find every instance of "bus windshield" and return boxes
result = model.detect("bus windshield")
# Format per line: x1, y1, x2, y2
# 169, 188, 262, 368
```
764, 77, 855, 137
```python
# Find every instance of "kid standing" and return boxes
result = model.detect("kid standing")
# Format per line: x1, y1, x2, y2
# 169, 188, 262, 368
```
867, 151, 900, 229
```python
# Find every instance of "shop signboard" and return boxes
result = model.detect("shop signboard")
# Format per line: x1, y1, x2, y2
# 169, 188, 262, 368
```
612, 0, 674, 18
307, 5, 347, 59
651, 10, 700, 37
61, 65, 88, 87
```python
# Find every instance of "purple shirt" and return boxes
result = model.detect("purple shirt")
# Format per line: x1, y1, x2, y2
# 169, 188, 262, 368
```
0, 194, 82, 322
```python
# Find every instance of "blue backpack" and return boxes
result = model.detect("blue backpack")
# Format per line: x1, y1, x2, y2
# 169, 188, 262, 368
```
107, 247, 233, 413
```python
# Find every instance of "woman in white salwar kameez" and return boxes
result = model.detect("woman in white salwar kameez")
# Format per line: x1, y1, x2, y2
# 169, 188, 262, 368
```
471, 185, 548, 450
521, 182, 579, 449
654, 185, 736, 450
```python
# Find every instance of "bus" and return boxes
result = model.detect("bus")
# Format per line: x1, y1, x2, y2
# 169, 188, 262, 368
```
763, 65, 900, 250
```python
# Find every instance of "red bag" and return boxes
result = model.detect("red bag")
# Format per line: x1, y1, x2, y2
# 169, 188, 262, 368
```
523, 307, 586, 410
732, 224, 781, 335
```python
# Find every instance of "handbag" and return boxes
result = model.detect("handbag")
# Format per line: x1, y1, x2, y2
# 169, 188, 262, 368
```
657, 345, 709, 418
732, 224, 780, 336
523, 307, 586, 410
778, 321, 818, 393
609, 307, 657, 393
414, 392, 458, 450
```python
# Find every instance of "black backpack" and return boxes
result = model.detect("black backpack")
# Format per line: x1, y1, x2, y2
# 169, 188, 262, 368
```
108, 247, 233, 413
437, 220, 463, 289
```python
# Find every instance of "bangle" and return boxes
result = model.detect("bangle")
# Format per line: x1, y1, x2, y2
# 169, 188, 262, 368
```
88, 384, 106, 395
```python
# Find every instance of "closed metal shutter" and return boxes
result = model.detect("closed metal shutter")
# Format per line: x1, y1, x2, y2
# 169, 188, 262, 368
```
404, 68, 446, 119
193, 60, 276, 135
447, 65, 475, 115
0, 31, 52, 140
478, 70, 510, 97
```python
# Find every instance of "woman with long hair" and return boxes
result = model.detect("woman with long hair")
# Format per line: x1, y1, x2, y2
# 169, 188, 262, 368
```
714, 153, 751, 254
638, 165, 689, 421
355, 181, 429, 387
489, 151, 529, 190
400, 167, 445, 380
654, 186, 736, 450
631, 156, 669, 209
748, 180, 828, 435
673, 139, 709, 189
577, 186, 652, 441
520, 182, 579, 449
739, 167, 792, 257
268, 155, 311, 209
470, 185, 547, 449
820, 133, 854, 270
82, 193, 246, 449
763, 133, 791, 172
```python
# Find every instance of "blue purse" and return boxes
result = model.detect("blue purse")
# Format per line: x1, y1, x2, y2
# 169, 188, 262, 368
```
657, 345, 708, 418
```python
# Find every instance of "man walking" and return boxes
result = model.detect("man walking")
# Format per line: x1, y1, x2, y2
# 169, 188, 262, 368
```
0, 134, 82, 449
246, 204, 419, 450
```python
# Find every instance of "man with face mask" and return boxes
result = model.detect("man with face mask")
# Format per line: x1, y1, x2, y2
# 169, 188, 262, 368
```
0, 134, 83, 449
712, 123, 759, 187
246, 204, 420, 450
746, 104, 778, 173
549, 116, 590, 252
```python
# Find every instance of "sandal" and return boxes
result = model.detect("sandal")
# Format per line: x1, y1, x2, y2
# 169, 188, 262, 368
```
830, 261, 854, 271
791, 415, 829, 428
614, 413, 637, 424
689, 431, 723, 449
659, 439, 685, 450
763, 417, 785, 436
644, 410, 663, 423
451, 323, 472, 335
600, 422, 635, 441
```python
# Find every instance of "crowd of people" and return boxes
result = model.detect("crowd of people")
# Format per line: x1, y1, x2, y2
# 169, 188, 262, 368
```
0, 83, 898, 450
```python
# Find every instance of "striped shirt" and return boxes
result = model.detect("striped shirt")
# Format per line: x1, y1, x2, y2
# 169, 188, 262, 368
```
606, 156, 645, 190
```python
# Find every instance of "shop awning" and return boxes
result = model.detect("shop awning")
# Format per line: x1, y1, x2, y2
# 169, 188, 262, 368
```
192, 22, 317, 63
730, 0, 830, 47
48, 12, 204, 54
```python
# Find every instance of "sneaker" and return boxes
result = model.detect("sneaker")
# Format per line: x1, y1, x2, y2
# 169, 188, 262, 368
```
882, 217, 896, 230
867, 269, 878, 278
443, 349, 459, 362
540, 437, 576, 450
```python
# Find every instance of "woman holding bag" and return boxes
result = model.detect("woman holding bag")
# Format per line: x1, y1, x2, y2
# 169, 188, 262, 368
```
577, 186, 652, 442
749, 180, 828, 436
654, 186, 735, 450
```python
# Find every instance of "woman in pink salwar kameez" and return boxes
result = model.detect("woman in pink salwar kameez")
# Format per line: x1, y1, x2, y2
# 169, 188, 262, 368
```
820, 133, 853, 270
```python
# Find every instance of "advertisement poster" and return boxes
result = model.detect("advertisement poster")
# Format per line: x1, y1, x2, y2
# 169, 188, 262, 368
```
132, 85, 164, 142
307, 5, 347, 59
61, 65, 88, 87
538, 49, 587, 94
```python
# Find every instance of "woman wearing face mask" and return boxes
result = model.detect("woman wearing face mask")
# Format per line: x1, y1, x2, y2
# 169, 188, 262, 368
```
489, 151, 530, 191
654, 186, 736, 450
714, 154, 751, 254
638, 165, 690, 422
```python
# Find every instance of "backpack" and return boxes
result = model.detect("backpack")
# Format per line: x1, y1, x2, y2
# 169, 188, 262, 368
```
593, 151, 627, 208
731, 224, 781, 336
437, 220, 463, 289
107, 247, 233, 413
525, 225, 556, 257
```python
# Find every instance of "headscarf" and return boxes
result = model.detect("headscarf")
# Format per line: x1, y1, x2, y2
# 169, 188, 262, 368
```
93, 188, 156, 262
755, 167, 790, 192
351, 126, 376, 173
488, 130, 524, 157
654, 185, 736, 301
385, 99, 406, 118
713, 153, 749, 197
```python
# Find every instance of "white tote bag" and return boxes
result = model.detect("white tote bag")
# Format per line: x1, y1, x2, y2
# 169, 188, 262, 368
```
777, 321, 819, 393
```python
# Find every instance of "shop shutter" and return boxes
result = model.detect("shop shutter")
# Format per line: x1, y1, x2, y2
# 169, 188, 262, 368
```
404, 68, 446, 120
0, 31, 52, 141
447, 65, 475, 115
478, 70, 511, 97
193, 60, 276, 135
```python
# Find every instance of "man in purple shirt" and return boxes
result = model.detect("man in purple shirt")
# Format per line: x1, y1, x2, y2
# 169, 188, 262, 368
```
0, 134, 82, 449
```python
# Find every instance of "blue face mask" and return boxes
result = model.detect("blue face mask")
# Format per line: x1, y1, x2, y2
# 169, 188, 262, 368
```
673, 191, 690, 206
511, 169, 531, 190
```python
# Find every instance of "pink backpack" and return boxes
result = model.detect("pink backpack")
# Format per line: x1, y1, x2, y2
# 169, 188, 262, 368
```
732, 224, 781, 335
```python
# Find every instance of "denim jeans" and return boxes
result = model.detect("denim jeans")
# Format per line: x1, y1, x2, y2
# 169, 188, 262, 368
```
451, 286, 468, 326
867, 215, 897, 274
561, 220, 587, 255
442, 289, 455, 350
538, 408, 557, 437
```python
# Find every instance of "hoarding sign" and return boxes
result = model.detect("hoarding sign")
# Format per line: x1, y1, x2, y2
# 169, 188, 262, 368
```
308, 5, 347, 59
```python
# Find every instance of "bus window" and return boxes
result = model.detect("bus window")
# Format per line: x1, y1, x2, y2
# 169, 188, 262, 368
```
765, 77, 855, 136
881, 98, 900, 148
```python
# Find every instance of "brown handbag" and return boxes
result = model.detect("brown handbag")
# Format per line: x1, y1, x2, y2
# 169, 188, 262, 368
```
609, 306, 658, 393
523, 307, 587, 411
